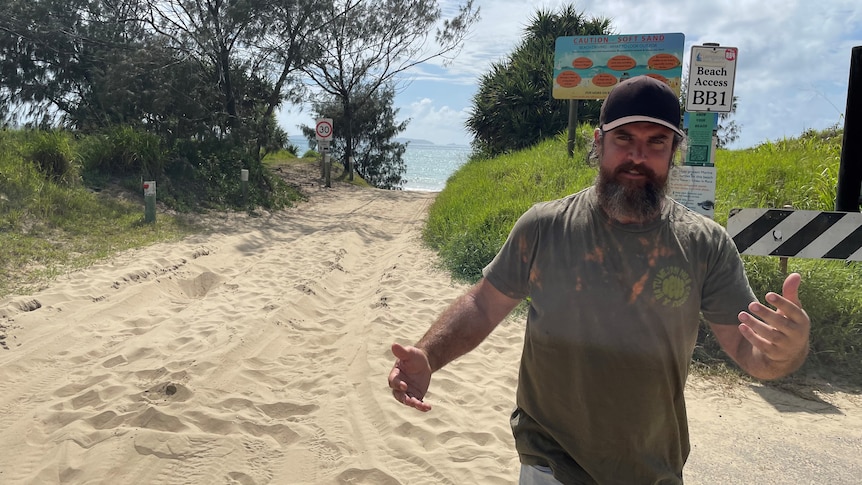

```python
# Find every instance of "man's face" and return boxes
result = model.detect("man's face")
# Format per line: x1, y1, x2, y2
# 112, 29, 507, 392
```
594, 122, 676, 223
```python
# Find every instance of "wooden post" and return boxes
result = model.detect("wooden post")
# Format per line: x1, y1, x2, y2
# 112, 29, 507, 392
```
779, 204, 793, 275
567, 99, 579, 158
324, 152, 331, 188
836, 46, 862, 212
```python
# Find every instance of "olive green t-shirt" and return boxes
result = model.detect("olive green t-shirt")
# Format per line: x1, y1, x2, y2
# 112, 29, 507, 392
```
483, 187, 755, 484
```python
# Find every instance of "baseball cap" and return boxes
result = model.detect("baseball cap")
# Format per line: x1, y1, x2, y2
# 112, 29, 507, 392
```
599, 76, 683, 137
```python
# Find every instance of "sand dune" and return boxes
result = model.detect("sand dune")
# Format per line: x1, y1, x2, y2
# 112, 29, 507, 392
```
1, 170, 859, 484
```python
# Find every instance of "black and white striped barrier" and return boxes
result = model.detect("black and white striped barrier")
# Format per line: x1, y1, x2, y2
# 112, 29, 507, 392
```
727, 208, 862, 261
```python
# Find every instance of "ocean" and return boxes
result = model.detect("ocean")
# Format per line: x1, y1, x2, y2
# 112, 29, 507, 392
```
290, 137, 471, 192
400, 143, 472, 192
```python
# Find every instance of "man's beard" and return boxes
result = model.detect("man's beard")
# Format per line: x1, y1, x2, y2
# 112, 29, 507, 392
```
596, 161, 669, 223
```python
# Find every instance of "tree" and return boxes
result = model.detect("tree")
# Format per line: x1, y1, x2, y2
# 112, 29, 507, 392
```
140, 0, 328, 155
466, 5, 611, 156
302, 0, 479, 181
0, 0, 327, 155
301, 84, 408, 189
715, 108, 741, 148
0, 0, 153, 127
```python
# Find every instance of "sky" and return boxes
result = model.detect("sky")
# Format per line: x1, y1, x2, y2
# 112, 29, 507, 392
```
277, 0, 862, 149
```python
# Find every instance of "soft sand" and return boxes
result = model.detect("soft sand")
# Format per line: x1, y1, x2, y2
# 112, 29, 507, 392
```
1, 165, 860, 484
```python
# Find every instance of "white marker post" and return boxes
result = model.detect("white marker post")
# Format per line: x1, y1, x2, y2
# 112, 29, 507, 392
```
143, 181, 156, 223
241, 169, 249, 204
322, 143, 332, 188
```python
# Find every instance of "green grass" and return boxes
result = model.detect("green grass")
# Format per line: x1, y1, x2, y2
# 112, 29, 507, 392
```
2, 125, 859, 382
0, 134, 196, 296
0, 130, 309, 297
713, 126, 844, 225
424, 127, 862, 382
424, 132, 597, 280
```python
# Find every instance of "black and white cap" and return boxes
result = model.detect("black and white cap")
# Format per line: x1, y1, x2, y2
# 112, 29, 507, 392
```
599, 76, 684, 137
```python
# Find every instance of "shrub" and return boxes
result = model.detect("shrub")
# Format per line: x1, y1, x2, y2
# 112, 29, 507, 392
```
22, 130, 77, 183
79, 126, 166, 178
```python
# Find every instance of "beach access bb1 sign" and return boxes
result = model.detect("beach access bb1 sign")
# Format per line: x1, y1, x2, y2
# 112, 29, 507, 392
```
686, 45, 738, 112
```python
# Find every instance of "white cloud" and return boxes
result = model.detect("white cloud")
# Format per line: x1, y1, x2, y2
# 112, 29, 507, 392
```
400, 98, 472, 145
279, 0, 862, 148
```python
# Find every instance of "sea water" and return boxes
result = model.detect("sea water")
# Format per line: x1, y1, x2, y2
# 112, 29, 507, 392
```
401, 143, 471, 192
289, 137, 471, 192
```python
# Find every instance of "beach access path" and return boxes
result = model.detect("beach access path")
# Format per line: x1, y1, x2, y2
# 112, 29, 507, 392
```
0, 163, 859, 484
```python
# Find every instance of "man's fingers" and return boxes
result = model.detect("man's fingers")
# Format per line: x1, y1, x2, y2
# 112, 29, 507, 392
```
389, 342, 432, 411
781, 272, 803, 306
391, 342, 410, 360
391, 388, 432, 412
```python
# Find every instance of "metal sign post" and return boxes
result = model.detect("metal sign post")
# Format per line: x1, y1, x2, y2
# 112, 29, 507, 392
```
671, 43, 739, 219
315, 119, 333, 185
318, 140, 331, 188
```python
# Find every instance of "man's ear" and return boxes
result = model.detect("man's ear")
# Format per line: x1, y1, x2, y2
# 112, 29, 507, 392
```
593, 129, 603, 156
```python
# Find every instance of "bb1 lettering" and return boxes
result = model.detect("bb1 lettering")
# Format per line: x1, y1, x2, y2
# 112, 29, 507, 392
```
691, 91, 728, 107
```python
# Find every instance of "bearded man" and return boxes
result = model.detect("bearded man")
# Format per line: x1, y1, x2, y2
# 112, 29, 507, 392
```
388, 75, 810, 485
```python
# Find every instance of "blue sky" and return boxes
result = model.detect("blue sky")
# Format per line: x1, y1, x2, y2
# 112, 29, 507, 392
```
278, 0, 862, 148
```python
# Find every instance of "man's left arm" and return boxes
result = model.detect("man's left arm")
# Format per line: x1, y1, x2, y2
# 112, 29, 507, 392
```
709, 272, 810, 380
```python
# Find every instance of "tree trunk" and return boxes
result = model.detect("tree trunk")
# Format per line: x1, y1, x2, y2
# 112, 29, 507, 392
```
344, 100, 354, 181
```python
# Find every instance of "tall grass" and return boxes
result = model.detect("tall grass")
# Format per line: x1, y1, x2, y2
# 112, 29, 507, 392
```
425, 132, 597, 280
713, 126, 844, 225
0, 130, 192, 297
0, 128, 312, 298
424, 128, 861, 381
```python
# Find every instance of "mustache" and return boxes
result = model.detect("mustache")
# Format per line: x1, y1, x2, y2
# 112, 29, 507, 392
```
614, 161, 657, 178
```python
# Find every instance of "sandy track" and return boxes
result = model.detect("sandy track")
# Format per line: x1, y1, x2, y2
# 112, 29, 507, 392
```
0, 172, 859, 484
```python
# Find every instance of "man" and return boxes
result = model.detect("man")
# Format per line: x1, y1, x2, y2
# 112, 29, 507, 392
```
387, 76, 810, 484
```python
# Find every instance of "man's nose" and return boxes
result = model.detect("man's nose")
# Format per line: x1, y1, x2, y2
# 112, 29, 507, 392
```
628, 141, 648, 163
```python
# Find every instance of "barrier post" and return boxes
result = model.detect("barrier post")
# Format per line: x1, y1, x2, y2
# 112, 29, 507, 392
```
836, 46, 862, 212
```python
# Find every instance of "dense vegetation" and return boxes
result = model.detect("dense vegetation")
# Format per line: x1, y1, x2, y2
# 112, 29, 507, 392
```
424, 127, 862, 381
466, 6, 610, 156
0, 129, 305, 296
0, 0, 477, 195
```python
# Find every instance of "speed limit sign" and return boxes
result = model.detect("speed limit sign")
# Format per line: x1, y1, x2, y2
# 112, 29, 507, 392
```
315, 118, 333, 141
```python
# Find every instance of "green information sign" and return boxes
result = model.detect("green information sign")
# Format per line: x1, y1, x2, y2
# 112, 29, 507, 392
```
684, 112, 716, 167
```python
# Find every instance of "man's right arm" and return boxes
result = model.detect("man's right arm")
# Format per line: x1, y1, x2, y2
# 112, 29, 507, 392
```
417, 278, 521, 372
389, 278, 521, 411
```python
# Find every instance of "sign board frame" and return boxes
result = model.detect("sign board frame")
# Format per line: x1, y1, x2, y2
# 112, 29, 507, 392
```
685, 45, 738, 112
552, 33, 685, 99
315, 118, 333, 141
